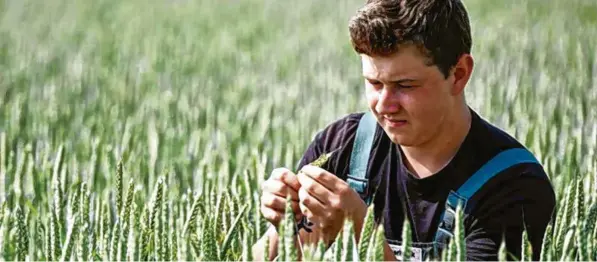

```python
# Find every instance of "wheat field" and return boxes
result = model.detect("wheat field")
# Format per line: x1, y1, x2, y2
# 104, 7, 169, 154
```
0, 0, 596, 261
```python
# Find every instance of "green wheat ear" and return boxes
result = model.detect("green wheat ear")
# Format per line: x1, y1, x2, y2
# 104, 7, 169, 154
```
373, 223, 385, 262
540, 222, 553, 261
584, 202, 597, 260
400, 216, 412, 261
342, 218, 355, 262
521, 227, 533, 261
358, 205, 376, 261
15, 206, 28, 261
308, 150, 338, 168
454, 204, 466, 262
283, 196, 298, 262
498, 234, 508, 261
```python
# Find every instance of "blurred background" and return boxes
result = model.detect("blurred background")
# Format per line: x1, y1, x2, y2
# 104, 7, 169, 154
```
0, 0, 595, 261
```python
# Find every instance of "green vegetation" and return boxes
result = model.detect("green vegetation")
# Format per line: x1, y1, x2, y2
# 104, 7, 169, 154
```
0, 0, 595, 260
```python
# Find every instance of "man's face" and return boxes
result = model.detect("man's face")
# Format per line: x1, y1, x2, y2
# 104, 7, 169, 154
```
362, 45, 460, 146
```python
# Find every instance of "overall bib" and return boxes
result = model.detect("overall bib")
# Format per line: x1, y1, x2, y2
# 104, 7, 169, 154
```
346, 112, 541, 261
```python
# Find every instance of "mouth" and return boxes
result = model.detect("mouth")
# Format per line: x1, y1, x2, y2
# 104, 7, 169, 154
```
384, 118, 407, 128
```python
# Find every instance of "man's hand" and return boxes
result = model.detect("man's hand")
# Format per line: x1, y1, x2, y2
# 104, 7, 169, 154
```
260, 168, 303, 227
296, 165, 368, 244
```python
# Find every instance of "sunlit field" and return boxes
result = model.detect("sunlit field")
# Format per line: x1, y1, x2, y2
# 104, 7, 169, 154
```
0, 0, 596, 260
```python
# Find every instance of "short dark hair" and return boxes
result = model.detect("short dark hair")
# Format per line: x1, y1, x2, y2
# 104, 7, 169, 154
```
348, 0, 472, 78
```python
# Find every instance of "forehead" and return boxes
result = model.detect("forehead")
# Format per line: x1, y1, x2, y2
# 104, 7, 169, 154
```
361, 45, 435, 80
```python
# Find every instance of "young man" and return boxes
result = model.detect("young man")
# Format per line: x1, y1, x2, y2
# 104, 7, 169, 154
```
253, 0, 556, 261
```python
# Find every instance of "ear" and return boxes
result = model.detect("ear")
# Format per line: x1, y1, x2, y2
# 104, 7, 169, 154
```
450, 54, 474, 96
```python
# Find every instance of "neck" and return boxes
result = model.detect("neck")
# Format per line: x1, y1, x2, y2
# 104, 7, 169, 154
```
400, 104, 472, 179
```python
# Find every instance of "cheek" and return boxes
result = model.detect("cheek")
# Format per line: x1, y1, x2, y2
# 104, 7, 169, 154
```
403, 89, 446, 121
365, 86, 379, 108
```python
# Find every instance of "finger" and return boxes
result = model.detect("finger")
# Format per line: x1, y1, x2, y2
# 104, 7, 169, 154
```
270, 168, 301, 192
261, 192, 300, 213
300, 165, 342, 192
297, 171, 332, 205
260, 206, 283, 226
298, 187, 327, 218
262, 180, 299, 201
298, 200, 321, 226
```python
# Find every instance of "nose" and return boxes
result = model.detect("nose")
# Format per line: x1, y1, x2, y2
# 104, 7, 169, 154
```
375, 86, 400, 115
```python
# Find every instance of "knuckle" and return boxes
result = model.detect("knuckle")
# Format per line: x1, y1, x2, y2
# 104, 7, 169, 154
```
324, 211, 335, 221
281, 189, 293, 200
265, 209, 279, 219
319, 221, 328, 229
275, 212, 284, 221
260, 206, 270, 218
276, 182, 287, 193
330, 198, 341, 210
338, 185, 351, 197
279, 168, 291, 177
304, 211, 314, 220
271, 168, 287, 180
303, 180, 314, 192
263, 196, 275, 207
301, 196, 311, 206
270, 214, 280, 223
311, 170, 322, 180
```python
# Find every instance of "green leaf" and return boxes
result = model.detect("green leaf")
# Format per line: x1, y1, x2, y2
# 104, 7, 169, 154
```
219, 204, 248, 260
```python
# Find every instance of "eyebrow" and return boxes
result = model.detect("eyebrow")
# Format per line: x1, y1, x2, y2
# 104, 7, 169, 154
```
363, 76, 417, 84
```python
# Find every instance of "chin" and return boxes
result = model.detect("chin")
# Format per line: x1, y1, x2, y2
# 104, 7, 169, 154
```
387, 134, 417, 146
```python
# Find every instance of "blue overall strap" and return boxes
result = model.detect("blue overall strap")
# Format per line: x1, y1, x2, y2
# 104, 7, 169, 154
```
348, 111, 377, 205
434, 148, 541, 244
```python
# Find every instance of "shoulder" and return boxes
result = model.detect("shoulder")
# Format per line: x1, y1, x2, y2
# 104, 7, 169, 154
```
465, 110, 556, 220
464, 164, 555, 260
471, 110, 526, 152
464, 160, 556, 258
466, 110, 551, 187
467, 159, 556, 226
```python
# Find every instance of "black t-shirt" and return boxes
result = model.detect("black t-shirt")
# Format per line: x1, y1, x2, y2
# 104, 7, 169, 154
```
295, 108, 556, 261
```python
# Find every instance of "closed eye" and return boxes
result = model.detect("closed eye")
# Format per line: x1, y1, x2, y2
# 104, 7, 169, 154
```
367, 79, 382, 85
397, 83, 414, 89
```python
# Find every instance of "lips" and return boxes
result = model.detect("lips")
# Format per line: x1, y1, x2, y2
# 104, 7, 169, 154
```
384, 116, 406, 122
385, 118, 405, 122
385, 118, 407, 127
